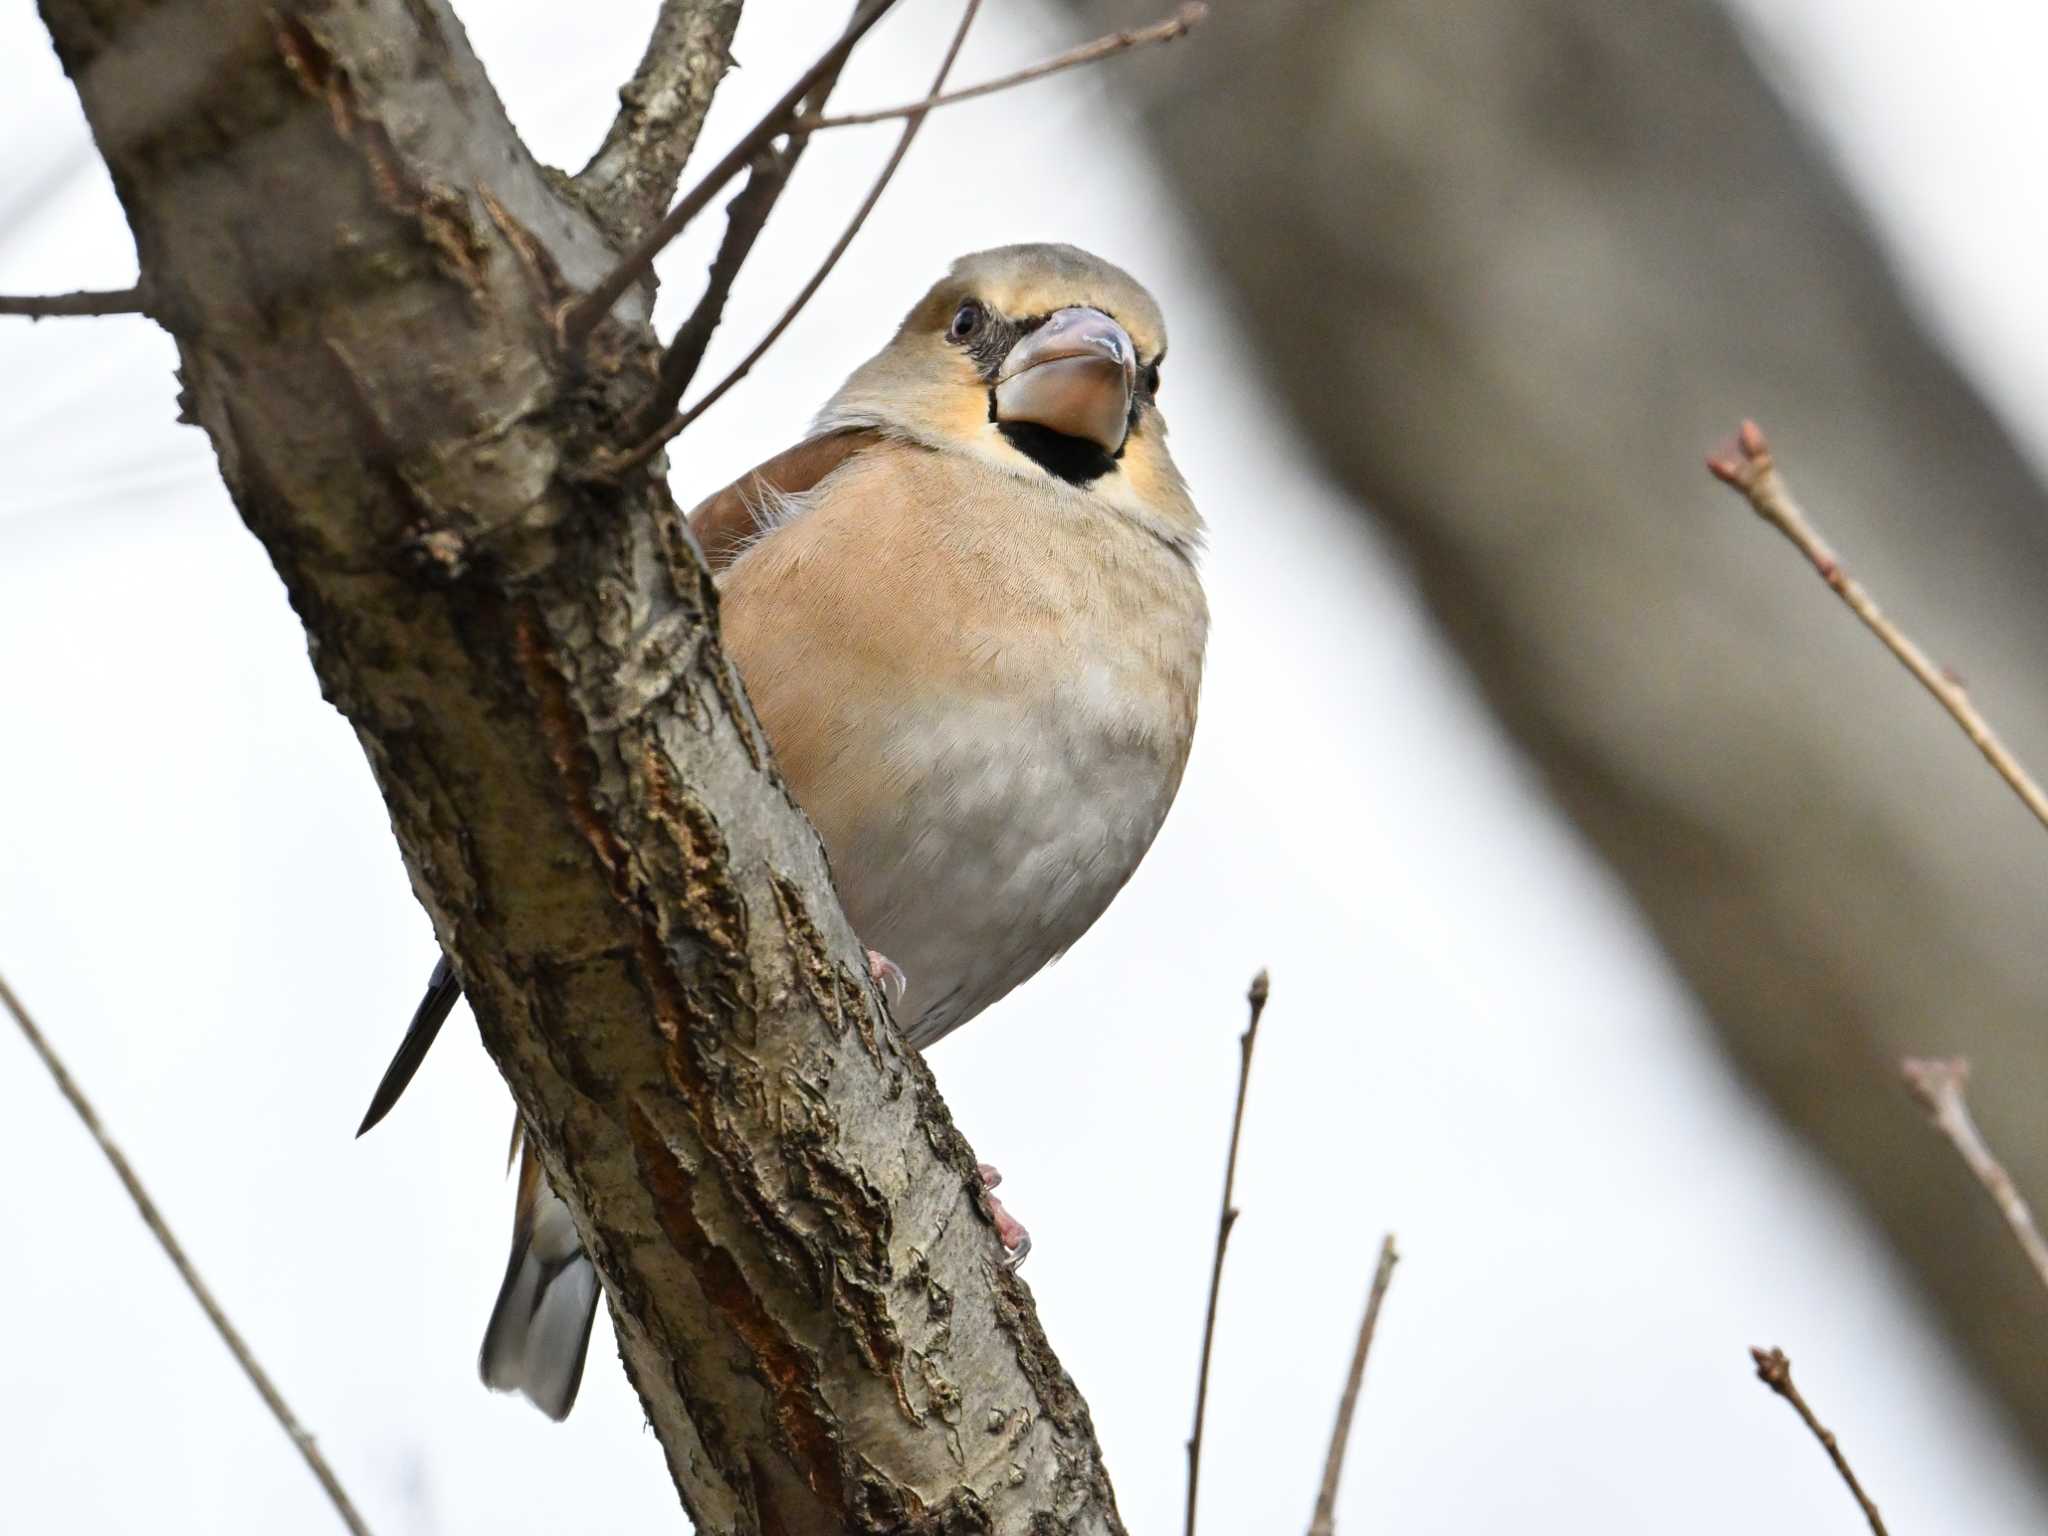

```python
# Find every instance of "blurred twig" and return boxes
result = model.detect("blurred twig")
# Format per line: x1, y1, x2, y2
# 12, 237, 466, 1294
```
0, 286, 143, 319
1307, 1235, 1400, 1536
619, 0, 985, 462
1902, 1057, 2048, 1295
560, 0, 901, 350
802, 2, 1207, 129
0, 968, 373, 1536
1749, 1347, 1887, 1536
1708, 419, 2048, 835
1185, 969, 1269, 1536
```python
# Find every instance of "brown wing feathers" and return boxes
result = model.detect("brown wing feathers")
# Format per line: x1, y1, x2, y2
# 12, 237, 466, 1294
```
686, 428, 883, 571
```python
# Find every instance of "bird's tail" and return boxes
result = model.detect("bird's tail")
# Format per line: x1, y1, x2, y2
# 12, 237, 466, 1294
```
479, 1124, 600, 1420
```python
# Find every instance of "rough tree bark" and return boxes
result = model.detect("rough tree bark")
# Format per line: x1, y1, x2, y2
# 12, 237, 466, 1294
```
1073, 0, 2048, 1459
35, 2, 1122, 1530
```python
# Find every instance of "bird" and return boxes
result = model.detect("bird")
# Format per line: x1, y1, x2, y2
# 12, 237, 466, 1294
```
357, 242, 1208, 1420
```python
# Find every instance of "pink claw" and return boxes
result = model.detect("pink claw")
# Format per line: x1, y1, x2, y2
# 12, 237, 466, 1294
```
865, 949, 906, 1000
977, 1163, 1031, 1267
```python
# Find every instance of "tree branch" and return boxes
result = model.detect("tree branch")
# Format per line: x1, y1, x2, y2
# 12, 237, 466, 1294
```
633, 11, 874, 437
575, 0, 743, 245
560, 0, 900, 351
1901, 1057, 2048, 1296
1, 969, 372, 1535
801, 2, 1206, 130
1749, 1347, 1889, 1536
610, 0, 984, 470
634, 149, 792, 435
1306, 1235, 1399, 1536
0, 285, 145, 318
37, 2, 1120, 1530
1185, 969, 1269, 1536
1708, 419, 2048, 836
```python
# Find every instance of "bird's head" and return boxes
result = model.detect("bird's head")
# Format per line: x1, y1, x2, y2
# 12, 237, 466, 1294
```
819, 243, 1197, 545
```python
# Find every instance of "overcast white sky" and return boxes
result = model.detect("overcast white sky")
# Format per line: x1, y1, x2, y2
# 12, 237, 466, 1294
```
4, 2, 2048, 1531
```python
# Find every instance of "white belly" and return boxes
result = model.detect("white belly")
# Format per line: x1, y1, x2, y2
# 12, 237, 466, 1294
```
836, 682, 1183, 1048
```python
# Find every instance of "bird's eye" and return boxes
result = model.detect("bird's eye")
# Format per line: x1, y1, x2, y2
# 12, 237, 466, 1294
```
948, 301, 985, 343
1141, 362, 1162, 398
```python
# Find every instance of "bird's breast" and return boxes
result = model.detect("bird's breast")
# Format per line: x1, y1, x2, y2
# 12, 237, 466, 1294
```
715, 440, 1206, 1045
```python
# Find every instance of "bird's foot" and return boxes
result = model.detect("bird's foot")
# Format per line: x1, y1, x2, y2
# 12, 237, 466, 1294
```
865, 949, 907, 1001
978, 1163, 1031, 1268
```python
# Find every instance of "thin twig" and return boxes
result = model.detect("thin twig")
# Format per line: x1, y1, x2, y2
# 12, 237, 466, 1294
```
560, 0, 901, 351
1307, 1235, 1400, 1536
0, 969, 373, 1536
607, 0, 985, 475
1901, 1056, 2048, 1295
0, 286, 144, 319
1749, 1346, 1888, 1536
1185, 969, 1270, 1536
636, 153, 793, 435
634, 42, 852, 435
1707, 419, 2048, 835
801, 2, 1207, 129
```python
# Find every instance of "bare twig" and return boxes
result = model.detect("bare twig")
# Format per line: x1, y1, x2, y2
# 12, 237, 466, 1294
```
1707, 419, 2048, 835
1307, 1235, 1400, 1536
635, 153, 792, 434
638, 0, 897, 442
1901, 1056, 2048, 1295
0, 969, 373, 1536
1749, 1346, 1888, 1536
635, 34, 859, 434
575, 0, 746, 241
607, 0, 984, 474
801, 2, 1207, 129
560, 0, 900, 351
1185, 969, 1270, 1536
0, 285, 144, 319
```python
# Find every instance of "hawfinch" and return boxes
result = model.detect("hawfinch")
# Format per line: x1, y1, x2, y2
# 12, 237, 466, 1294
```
359, 243, 1208, 1419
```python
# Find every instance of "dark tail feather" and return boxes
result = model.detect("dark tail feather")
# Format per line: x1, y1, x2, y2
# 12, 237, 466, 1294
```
479, 1134, 600, 1420
356, 954, 461, 1137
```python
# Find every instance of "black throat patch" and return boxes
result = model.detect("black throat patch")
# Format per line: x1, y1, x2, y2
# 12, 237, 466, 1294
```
995, 420, 1121, 487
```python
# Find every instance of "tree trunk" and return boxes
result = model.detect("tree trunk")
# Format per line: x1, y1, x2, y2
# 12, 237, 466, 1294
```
36, 1, 1123, 1529
1069, 0, 2048, 1458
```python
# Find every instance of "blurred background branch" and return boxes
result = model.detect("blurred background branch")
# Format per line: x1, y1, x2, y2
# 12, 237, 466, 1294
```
1904, 1058, 2048, 1297
1071, 0, 2048, 1455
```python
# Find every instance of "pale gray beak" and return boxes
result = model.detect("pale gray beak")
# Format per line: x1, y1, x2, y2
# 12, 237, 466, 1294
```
993, 306, 1136, 454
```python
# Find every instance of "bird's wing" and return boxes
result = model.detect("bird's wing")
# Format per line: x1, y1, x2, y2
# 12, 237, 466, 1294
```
355, 953, 461, 1137
685, 428, 885, 571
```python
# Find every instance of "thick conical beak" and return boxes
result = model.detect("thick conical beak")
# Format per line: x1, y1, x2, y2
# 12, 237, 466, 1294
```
993, 306, 1136, 454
